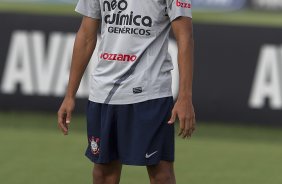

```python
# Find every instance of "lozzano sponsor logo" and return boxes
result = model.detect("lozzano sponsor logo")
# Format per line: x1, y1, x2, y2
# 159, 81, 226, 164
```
100, 52, 137, 62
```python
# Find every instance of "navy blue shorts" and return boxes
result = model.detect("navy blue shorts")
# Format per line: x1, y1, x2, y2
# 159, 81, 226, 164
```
85, 97, 174, 166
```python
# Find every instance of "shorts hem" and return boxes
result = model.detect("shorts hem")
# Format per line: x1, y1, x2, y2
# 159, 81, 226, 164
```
121, 157, 174, 166
86, 152, 174, 166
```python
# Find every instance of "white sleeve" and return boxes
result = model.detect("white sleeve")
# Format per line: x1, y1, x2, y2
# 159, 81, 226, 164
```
75, 0, 101, 19
166, 0, 192, 22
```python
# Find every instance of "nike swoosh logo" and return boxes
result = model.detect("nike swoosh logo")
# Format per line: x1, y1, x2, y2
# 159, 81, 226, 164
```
145, 151, 158, 159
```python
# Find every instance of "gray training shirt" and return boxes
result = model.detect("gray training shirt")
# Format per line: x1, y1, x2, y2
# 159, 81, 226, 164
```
75, 0, 192, 104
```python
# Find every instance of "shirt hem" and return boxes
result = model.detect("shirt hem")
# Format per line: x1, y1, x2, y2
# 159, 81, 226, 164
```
89, 92, 173, 105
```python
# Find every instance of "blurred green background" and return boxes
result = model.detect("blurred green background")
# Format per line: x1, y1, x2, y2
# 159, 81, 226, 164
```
0, 1, 282, 184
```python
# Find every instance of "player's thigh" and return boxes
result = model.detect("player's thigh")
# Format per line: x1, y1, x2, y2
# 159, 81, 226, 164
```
147, 161, 175, 183
93, 160, 122, 179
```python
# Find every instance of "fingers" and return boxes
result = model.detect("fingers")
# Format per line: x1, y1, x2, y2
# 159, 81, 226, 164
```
186, 117, 196, 138
187, 115, 196, 138
182, 118, 190, 138
178, 117, 185, 136
179, 114, 196, 139
57, 98, 75, 135
168, 110, 176, 124
57, 110, 69, 135
66, 110, 72, 124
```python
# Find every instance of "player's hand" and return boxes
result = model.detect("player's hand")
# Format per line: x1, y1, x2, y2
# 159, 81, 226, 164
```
57, 97, 75, 135
168, 98, 196, 138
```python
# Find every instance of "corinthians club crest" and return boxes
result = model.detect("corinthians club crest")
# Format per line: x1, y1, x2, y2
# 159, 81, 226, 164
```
89, 136, 100, 155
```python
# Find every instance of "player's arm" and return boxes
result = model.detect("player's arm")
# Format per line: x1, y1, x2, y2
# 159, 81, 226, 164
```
58, 16, 100, 135
168, 17, 196, 138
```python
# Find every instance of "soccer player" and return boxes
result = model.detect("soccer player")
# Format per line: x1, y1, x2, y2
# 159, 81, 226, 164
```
58, 0, 195, 183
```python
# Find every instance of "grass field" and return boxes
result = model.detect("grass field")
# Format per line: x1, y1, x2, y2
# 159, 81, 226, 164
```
0, 112, 282, 184
1, 3, 282, 28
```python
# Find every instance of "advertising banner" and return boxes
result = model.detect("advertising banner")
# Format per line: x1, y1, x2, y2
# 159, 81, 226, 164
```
0, 13, 84, 111
192, 0, 247, 10
0, 13, 281, 125
193, 23, 282, 125
250, 0, 282, 11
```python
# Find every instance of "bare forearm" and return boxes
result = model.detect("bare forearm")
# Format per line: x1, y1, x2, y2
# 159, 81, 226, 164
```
171, 17, 194, 101
65, 30, 97, 98
177, 35, 194, 100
